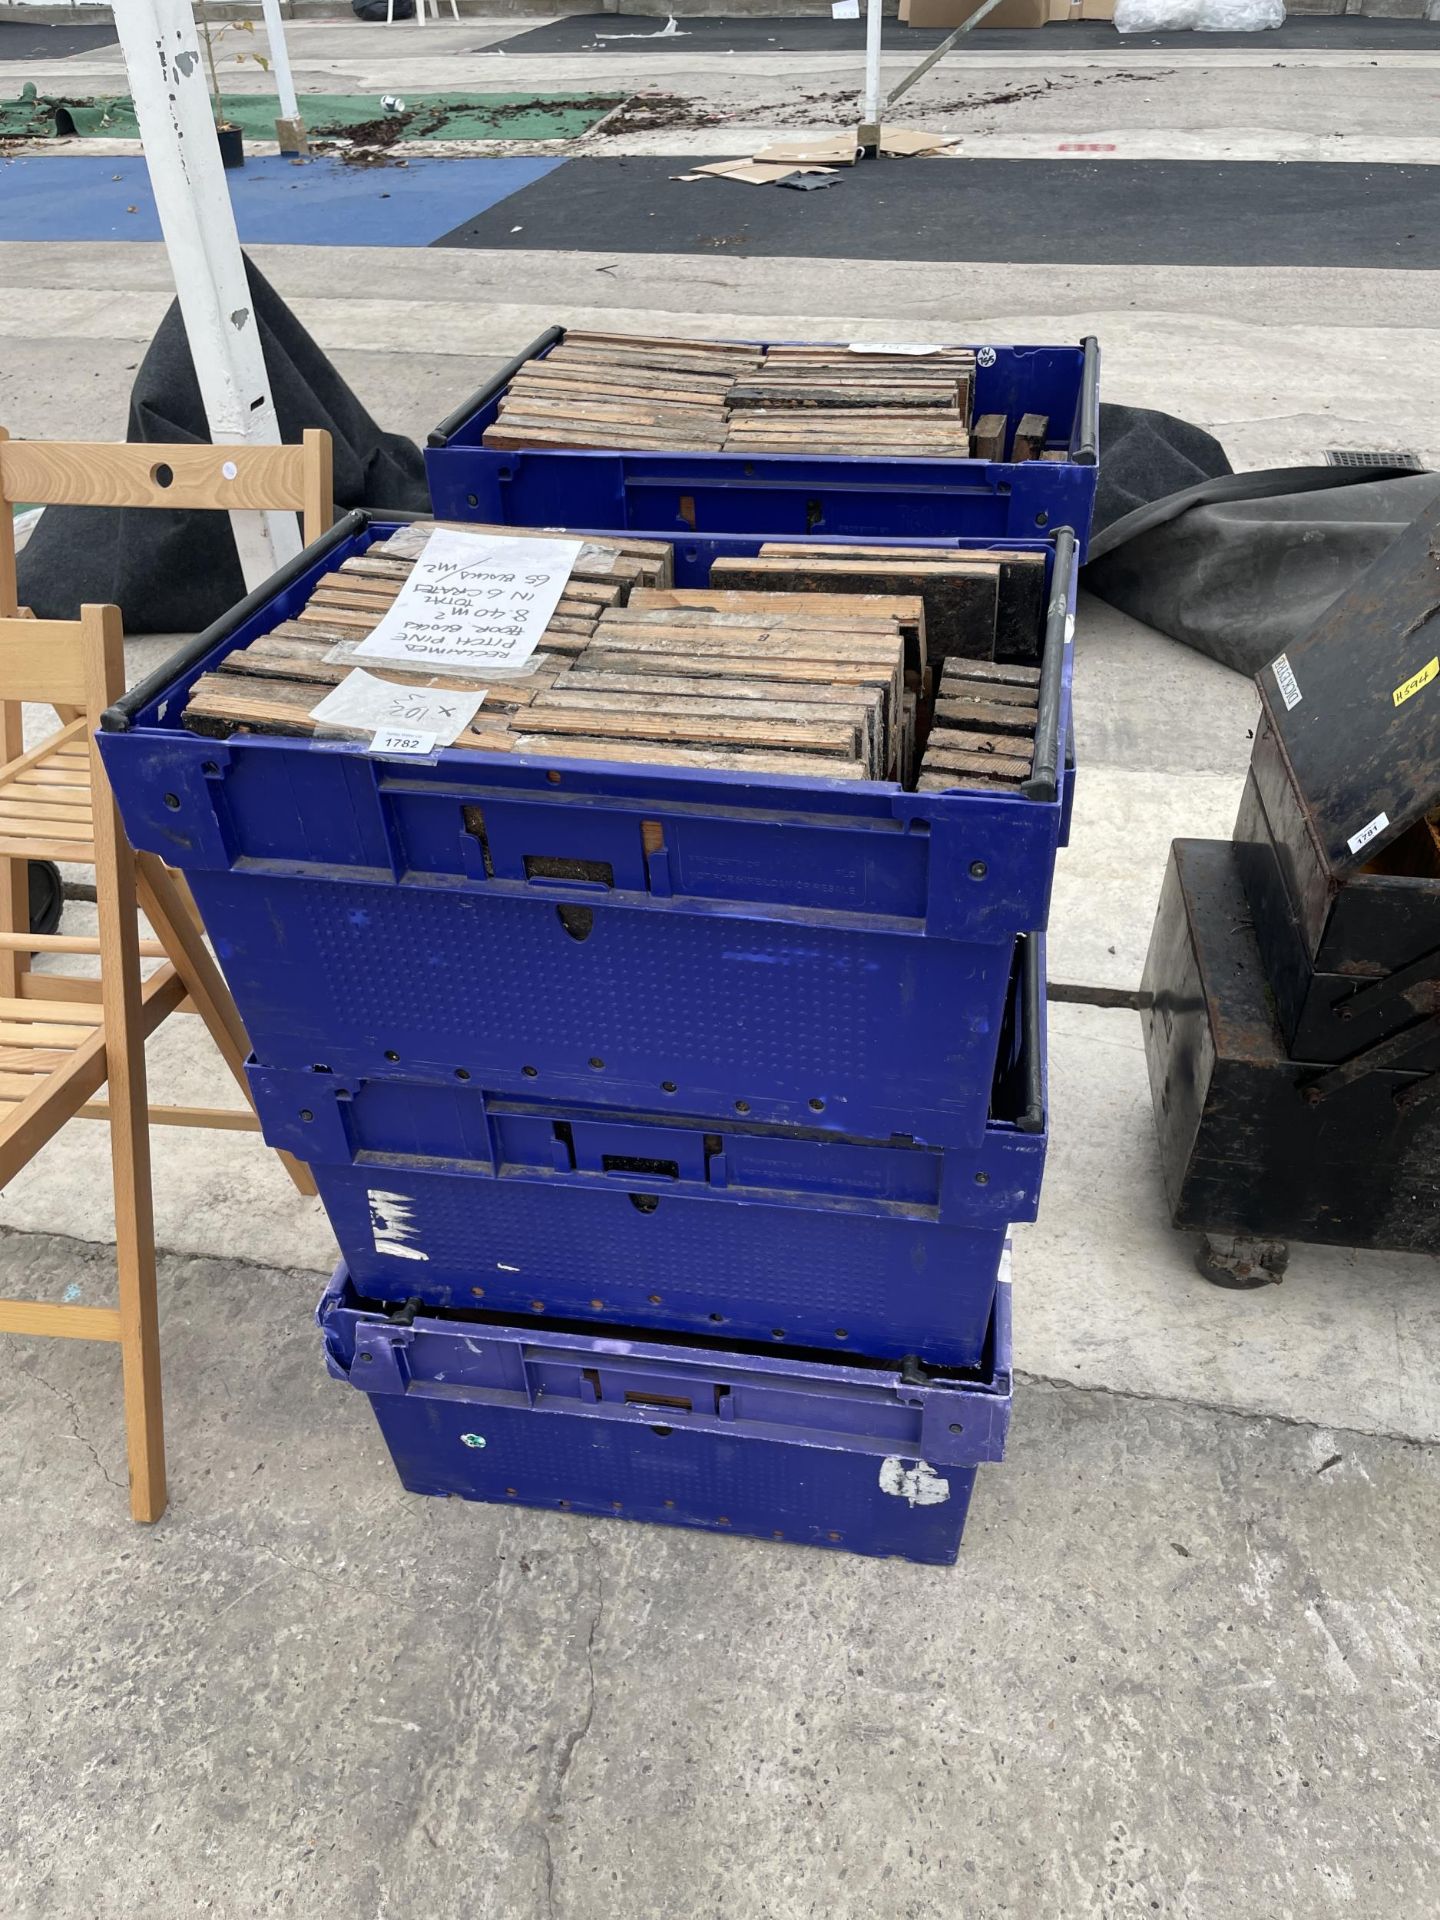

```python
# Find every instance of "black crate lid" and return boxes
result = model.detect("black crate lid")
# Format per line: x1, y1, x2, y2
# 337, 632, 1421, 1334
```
1259, 488, 1440, 875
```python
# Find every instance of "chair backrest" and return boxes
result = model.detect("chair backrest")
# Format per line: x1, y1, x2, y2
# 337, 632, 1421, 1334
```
0, 602, 123, 726
0, 426, 334, 615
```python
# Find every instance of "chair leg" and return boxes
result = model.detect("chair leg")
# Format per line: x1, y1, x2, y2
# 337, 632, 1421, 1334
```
114, 1179, 167, 1524
110, 1003, 167, 1521
86, 660, 168, 1524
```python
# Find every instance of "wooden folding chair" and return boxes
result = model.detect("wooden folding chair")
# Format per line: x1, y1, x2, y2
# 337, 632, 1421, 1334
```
0, 429, 332, 1194
0, 606, 171, 1520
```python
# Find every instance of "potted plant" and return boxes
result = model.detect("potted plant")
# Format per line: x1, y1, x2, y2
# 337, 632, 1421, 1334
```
199, 12, 271, 170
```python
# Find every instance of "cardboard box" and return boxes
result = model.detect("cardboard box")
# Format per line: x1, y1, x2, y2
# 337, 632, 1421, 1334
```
1048, 0, 1115, 16
903, 0, 1048, 28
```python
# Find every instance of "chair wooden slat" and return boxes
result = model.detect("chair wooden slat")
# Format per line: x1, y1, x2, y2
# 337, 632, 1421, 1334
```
0, 838, 96, 863
0, 1300, 121, 1342
0, 995, 104, 1023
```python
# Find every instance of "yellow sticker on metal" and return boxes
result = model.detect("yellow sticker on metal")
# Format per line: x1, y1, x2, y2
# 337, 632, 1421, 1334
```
1393, 655, 1439, 708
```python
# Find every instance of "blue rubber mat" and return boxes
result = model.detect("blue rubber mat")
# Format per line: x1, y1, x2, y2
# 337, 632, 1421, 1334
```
0, 153, 564, 248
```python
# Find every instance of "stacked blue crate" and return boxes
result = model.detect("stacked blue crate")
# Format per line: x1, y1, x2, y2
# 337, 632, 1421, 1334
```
425, 331, 1100, 554
317, 1258, 1013, 1564
98, 501, 1081, 1562
246, 935, 1043, 1365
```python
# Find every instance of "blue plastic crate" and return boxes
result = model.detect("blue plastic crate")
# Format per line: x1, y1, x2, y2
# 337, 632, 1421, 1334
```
249, 940, 1043, 1364
318, 1255, 1013, 1563
425, 330, 1099, 556
100, 516, 1073, 1147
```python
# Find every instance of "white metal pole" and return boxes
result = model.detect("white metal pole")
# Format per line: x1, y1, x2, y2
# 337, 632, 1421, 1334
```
259, 0, 307, 152
860, 0, 884, 148
112, 0, 301, 590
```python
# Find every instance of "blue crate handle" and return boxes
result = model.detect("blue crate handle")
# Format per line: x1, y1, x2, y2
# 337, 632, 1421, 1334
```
1076, 336, 1099, 467
428, 325, 565, 449
1021, 524, 1074, 807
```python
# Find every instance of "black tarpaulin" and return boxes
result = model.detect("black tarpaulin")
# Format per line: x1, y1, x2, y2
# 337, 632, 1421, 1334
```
1084, 403, 1438, 677
16, 255, 429, 632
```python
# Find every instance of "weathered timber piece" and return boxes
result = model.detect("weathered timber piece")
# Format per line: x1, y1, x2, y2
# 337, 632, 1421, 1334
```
917, 659, 1040, 792
728, 386, 963, 413
938, 658, 1042, 691
721, 424, 972, 457
547, 587, 905, 769
1141, 836, 1440, 1254
484, 421, 724, 453
505, 738, 869, 780
759, 542, 1045, 663
518, 702, 861, 761
1011, 413, 1049, 462
216, 635, 563, 708
309, 569, 622, 616
750, 347, 975, 425
711, 553, 995, 665
559, 664, 887, 772
181, 540, 914, 781
622, 587, 923, 687
482, 334, 760, 453
373, 521, 673, 591
185, 671, 866, 780
586, 634, 901, 769
970, 413, 1007, 460
181, 673, 518, 752
478, 332, 979, 457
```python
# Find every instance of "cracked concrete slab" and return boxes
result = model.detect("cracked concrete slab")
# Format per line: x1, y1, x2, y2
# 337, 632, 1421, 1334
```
0, 1237, 1436, 1920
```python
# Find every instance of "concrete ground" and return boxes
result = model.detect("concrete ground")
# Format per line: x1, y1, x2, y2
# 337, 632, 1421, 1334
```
2, 17, 1439, 1919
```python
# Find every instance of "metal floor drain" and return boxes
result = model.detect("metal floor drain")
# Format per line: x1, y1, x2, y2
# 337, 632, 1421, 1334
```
1325, 449, 1426, 471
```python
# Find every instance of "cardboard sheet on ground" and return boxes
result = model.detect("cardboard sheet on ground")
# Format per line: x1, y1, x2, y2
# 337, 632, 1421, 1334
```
878, 128, 954, 157
751, 135, 860, 166
351, 528, 582, 676
679, 160, 839, 185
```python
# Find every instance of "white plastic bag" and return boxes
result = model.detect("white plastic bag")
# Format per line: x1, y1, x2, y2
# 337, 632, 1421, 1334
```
1114, 0, 1283, 30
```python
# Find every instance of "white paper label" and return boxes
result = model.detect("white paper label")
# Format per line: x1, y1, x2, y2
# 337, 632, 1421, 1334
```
1271, 651, 1303, 711
846, 342, 946, 356
370, 727, 438, 758
351, 528, 582, 678
1347, 811, 1389, 856
831, 0, 859, 15
309, 668, 486, 748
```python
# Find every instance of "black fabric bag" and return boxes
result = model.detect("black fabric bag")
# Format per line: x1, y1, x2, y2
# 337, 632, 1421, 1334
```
17, 254, 429, 631
1083, 403, 1437, 677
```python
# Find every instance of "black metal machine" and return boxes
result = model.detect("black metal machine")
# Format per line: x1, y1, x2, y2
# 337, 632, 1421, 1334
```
1142, 493, 1440, 1284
